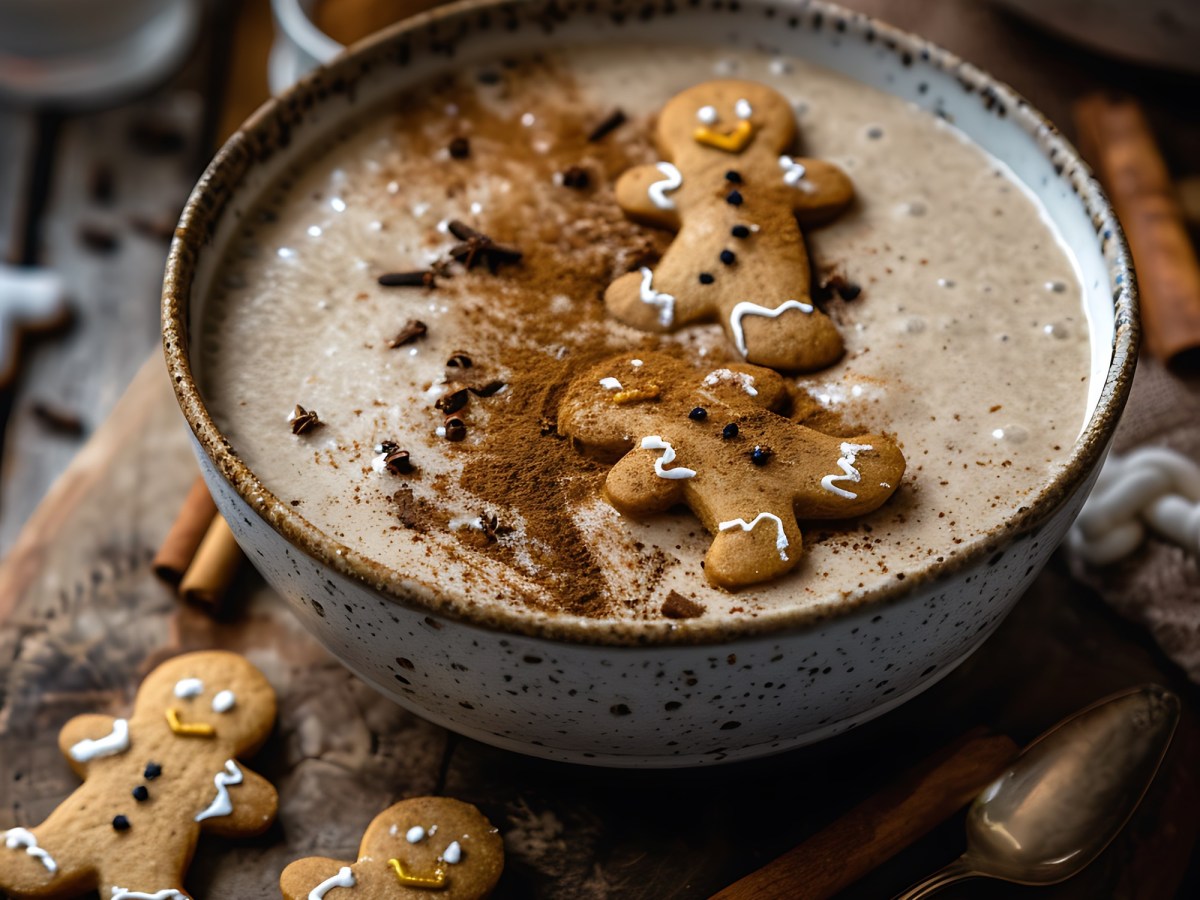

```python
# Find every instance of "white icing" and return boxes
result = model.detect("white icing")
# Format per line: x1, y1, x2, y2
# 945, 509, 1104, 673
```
111, 889, 187, 900
173, 678, 203, 699
598, 377, 622, 390
696, 105, 717, 125
718, 513, 789, 561
211, 690, 236, 713
779, 155, 811, 189
308, 866, 355, 900
637, 268, 675, 328
406, 825, 426, 844
640, 436, 697, 480
194, 759, 243, 822
4, 828, 57, 874
443, 841, 463, 865
646, 162, 683, 211
69, 718, 130, 763
702, 368, 758, 397
735, 98, 753, 119
728, 300, 814, 357
821, 443, 874, 500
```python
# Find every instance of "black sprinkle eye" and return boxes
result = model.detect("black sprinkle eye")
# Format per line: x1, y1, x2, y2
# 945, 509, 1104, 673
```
725, 170, 743, 183
689, 407, 708, 421
144, 763, 162, 780
720, 249, 736, 265
113, 815, 131, 831
723, 423, 739, 439
726, 190, 743, 206
731, 225, 750, 238
132, 786, 149, 802
751, 445, 773, 465
698, 272, 715, 285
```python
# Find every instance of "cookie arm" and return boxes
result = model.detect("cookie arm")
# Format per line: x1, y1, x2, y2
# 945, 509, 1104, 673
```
615, 163, 683, 230
788, 431, 906, 519
198, 767, 278, 838
603, 449, 689, 518
57, 713, 122, 776
279, 857, 352, 900
789, 159, 854, 226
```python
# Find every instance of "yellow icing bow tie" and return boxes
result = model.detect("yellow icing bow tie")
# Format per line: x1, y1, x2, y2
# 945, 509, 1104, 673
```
693, 119, 754, 153
166, 707, 215, 737
389, 858, 447, 890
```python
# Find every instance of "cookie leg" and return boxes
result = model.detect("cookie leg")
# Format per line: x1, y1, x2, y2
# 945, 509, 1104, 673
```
729, 301, 843, 373
98, 845, 195, 900
0, 827, 94, 899
703, 509, 803, 590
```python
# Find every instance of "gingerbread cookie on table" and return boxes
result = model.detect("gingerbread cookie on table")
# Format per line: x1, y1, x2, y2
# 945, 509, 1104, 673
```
606, 79, 853, 372
0, 651, 277, 900
280, 797, 503, 900
559, 352, 905, 589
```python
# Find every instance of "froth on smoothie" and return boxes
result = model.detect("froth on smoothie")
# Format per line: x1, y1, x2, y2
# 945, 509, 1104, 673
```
199, 45, 1091, 624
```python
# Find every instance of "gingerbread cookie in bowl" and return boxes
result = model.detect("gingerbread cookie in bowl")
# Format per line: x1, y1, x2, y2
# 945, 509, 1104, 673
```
0, 651, 277, 900
280, 797, 503, 899
559, 352, 905, 589
606, 79, 854, 373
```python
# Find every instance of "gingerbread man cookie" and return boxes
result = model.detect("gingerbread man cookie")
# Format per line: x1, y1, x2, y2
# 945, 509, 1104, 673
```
0, 651, 278, 899
559, 352, 905, 589
279, 797, 503, 900
606, 80, 854, 372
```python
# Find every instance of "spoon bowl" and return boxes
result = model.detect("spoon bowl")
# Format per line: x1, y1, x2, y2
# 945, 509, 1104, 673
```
897, 684, 1180, 898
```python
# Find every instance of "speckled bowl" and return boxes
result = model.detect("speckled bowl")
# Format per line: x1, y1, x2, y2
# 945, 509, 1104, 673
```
163, 0, 1137, 766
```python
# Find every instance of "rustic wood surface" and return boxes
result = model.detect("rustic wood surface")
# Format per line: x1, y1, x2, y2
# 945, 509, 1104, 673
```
2, 1, 1200, 898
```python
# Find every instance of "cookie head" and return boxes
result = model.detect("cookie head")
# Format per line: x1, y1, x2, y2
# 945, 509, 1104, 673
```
133, 651, 276, 752
657, 80, 796, 160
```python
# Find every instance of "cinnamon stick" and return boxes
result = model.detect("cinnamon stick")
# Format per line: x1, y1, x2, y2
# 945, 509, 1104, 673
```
179, 515, 242, 611
709, 729, 1019, 900
152, 476, 218, 584
1074, 92, 1200, 366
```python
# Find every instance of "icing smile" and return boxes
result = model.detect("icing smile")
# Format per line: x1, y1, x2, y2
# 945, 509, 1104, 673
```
389, 857, 447, 890
166, 707, 215, 737
694, 119, 754, 152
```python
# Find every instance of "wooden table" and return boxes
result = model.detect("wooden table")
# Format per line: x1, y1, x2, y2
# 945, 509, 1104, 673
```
2, 2, 1199, 897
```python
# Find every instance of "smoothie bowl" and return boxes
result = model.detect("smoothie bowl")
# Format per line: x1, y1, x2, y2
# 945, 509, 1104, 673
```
163, 0, 1136, 766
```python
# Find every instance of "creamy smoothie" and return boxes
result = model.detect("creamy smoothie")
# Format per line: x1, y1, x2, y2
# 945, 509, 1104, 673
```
199, 45, 1091, 623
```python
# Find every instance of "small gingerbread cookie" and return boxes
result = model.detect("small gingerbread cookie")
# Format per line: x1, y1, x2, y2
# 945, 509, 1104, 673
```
606, 79, 854, 372
0, 651, 278, 900
559, 352, 905, 589
280, 797, 503, 900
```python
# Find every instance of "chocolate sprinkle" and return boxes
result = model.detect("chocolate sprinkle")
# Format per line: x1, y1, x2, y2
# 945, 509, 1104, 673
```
290, 405, 323, 436
688, 407, 708, 421
731, 224, 751, 238
112, 815, 131, 831
720, 249, 736, 265
561, 165, 590, 189
751, 445, 773, 465
443, 416, 468, 442
448, 136, 471, 159
132, 786, 149, 802
698, 272, 715, 285
446, 353, 473, 368
378, 270, 436, 288
436, 385, 470, 414
383, 447, 414, 475
662, 591, 705, 619
144, 763, 162, 780
726, 190, 744, 206
722, 423, 740, 440
587, 108, 627, 142
388, 319, 428, 347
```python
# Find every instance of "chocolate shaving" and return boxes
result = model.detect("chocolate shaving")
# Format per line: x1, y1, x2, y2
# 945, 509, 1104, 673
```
448, 136, 471, 159
378, 270, 436, 288
481, 513, 514, 541
561, 166, 590, 189
290, 405, 323, 435
469, 380, 506, 397
587, 108, 627, 142
30, 401, 85, 437
378, 442, 414, 475
435, 385, 470, 414
446, 352, 473, 368
388, 319, 428, 347
662, 591, 705, 619
442, 416, 467, 441
446, 220, 523, 273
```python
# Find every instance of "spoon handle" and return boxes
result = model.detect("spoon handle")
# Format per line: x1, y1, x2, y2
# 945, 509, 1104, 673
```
892, 857, 977, 900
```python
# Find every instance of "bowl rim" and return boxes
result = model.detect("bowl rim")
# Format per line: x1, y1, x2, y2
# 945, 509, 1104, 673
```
162, 0, 1139, 647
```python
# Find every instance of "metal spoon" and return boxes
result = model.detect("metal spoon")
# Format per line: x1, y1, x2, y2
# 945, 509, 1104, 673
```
895, 684, 1180, 899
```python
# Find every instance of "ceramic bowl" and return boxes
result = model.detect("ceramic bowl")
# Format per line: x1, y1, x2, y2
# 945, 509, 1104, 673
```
163, 0, 1137, 767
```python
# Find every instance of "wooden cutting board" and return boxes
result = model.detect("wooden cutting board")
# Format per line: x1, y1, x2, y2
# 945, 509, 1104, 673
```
0, 355, 1197, 899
